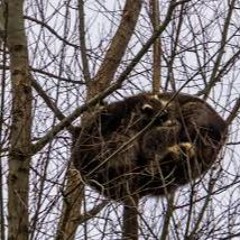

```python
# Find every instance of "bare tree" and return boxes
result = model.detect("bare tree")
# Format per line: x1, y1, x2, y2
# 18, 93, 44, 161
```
5, 0, 32, 239
0, 0, 240, 240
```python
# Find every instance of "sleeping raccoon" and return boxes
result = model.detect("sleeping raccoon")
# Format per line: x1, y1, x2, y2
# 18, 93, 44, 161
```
72, 92, 228, 201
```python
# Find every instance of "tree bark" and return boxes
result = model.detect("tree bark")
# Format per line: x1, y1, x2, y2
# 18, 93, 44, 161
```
150, 0, 161, 93
7, 0, 32, 239
56, 167, 83, 240
89, 0, 142, 97
122, 195, 139, 240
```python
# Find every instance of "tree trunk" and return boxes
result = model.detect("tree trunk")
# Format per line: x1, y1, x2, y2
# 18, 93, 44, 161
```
122, 195, 139, 240
7, 0, 32, 239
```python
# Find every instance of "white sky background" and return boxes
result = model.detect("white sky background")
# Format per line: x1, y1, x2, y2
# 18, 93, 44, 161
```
1, 0, 239, 239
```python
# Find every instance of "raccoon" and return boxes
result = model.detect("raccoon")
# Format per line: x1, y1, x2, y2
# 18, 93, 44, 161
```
73, 92, 228, 201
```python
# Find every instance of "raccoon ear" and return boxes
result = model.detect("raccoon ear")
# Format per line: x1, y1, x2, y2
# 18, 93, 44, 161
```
141, 104, 154, 115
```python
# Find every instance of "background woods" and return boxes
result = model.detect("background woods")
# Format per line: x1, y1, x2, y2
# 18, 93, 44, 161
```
0, 0, 240, 239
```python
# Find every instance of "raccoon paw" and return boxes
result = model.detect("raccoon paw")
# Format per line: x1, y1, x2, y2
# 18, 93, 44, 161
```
167, 142, 195, 159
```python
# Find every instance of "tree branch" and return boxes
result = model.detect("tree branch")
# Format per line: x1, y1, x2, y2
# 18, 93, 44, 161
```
89, 0, 142, 97
150, 0, 161, 93
31, 77, 76, 134
203, 0, 237, 99
78, 0, 91, 83
226, 97, 240, 126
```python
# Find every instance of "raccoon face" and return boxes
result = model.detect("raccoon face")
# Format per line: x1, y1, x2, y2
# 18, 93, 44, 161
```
140, 95, 174, 127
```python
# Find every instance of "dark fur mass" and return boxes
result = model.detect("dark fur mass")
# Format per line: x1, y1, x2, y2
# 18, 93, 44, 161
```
73, 92, 228, 201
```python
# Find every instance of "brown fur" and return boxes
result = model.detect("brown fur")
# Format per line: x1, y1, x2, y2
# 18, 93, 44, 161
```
73, 92, 228, 201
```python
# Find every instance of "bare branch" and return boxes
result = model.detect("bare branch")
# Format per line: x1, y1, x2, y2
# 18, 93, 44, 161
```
78, 0, 91, 83
116, 0, 183, 84
73, 200, 108, 225
25, 16, 80, 49
56, 168, 84, 240
203, 0, 237, 99
149, 0, 161, 93
31, 77, 76, 134
160, 194, 175, 240
226, 97, 240, 126
89, 0, 142, 97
